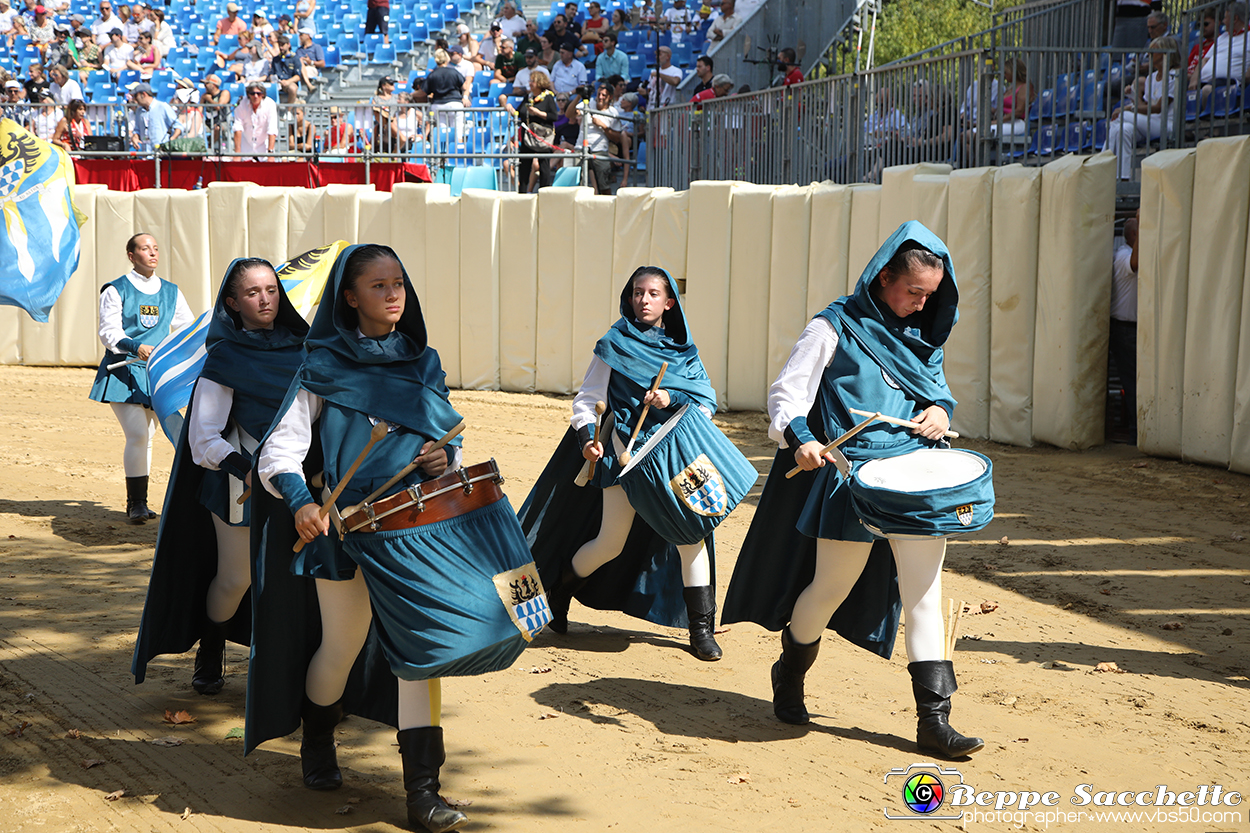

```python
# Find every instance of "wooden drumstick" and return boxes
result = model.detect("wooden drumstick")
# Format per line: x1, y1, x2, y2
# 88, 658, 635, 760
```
784, 412, 880, 479
106, 357, 144, 371
237, 487, 251, 505
848, 408, 960, 439
573, 401, 607, 487
618, 362, 668, 466
293, 421, 389, 553
339, 421, 466, 519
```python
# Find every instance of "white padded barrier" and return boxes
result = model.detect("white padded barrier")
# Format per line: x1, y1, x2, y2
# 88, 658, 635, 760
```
247, 187, 291, 268
846, 184, 882, 294
496, 193, 538, 393
683, 182, 734, 408
726, 183, 777, 411
767, 184, 812, 387
649, 187, 689, 286
206, 183, 251, 293
287, 186, 329, 257
805, 181, 852, 319
423, 186, 462, 389
944, 168, 995, 439
571, 193, 618, 391
535, 186, 586, 394
459, 190, 501, 391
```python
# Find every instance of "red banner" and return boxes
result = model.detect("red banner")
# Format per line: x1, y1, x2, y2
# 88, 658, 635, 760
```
72, 159, 432, 191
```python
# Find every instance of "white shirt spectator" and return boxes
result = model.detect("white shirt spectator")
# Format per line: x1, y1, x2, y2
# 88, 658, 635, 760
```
478, 36, 497, 66
648, 63, 682, 108
1199, 27, 1249, 83
153, 20, 175, 56
512, 64, 549, 95
663, 5, 695, 32
495, 12, 526, 40
0, 8, 21, 35
575, 98, 609, 152
242, 54, 268, 81
1111, 242, 1137, 323
92, 14, 123, 45
710, 11, 741, 42
102, 41, 133, 73
31, 104, 63, 140
232, 95, 279, 154
550, 57, 587, 94
51, 76, 83, 105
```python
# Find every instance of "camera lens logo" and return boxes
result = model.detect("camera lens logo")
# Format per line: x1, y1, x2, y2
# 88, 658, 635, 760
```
902, 771, 944, 814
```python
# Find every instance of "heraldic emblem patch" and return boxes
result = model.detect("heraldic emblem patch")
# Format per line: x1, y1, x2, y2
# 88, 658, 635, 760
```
493, 563, 551, 641
139, 304, 160, 329
669, 453, 729, 518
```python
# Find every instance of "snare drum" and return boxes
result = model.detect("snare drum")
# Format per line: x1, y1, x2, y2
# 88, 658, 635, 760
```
617, 404, 758, 545
848, 448, 994, 539
342, 460, 505, 534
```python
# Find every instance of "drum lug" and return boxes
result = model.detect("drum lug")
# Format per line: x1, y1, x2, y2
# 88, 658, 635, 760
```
364, 503, 378, 531
458, 467, 474, 494
407, 484, 425, 513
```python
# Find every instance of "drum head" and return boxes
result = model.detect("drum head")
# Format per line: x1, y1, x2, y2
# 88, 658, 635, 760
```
854, 449, 987, 493
619, 404, 689, 478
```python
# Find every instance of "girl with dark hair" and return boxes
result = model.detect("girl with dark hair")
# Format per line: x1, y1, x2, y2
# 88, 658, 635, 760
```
248, 244, 546, 833
520, 266, 747, 662
132, 258, 308, 695
723, 221, 985, 760
51, 98, 90, 150
89, 233, 194, 523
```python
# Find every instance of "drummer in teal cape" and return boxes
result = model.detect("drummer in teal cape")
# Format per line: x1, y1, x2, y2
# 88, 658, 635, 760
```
89, 233, 195, 524
722, 221, 985, 759
132, 258, 308, 697
252, 244, 544, 833
520, 266, 731, 661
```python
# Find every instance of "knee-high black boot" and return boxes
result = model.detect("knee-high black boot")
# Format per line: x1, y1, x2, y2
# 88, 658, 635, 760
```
191, 618, 229, 695
771, 627, 820, 725
397, 727, 469, 833
546, 563, 587, 635
125, 475, 157, 524
909, 660, 985, 758
300, 697, 344, 790
682, 585, 722, 661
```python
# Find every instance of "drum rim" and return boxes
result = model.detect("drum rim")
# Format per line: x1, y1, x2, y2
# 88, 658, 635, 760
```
618, 403, 691, 478
851, 448, 992, 497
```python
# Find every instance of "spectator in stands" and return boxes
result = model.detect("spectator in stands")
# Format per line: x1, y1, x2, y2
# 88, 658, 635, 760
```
365, 0, 389, 43
134, 3, 155, 41
959, 55, 1031, 160
864, 85, 906, 149
22, 61, 49, 102
295, 0, 317, 37
582, 1, 609, 52
126, 30, 160, 80
102, 29, 133, 80
647, 45, 682, 108
1193, 1, 1249, 101
691, 72, 732, 103
545, 14, 585, 59
1112, 0, 1152, 48
663, 0, 695, 33
476, 22, 503, 72
562, 2, 583, 38
689, 55, 713, 94
69, 12, 93, 46
493, 38, 524, 84
45, 25, 76, 71
92, 1, 122, 46
277, 14, 295, 39
551, 42, 588, 94
29, 91, 61, 140
213, 2, 246, 46
216, 29, 255, 72
130, 81, 180, 151
27, 5, 53, 52
709, 0, 740, 45
576, 82, 616, 193
1110, 213, 1139, 442
394, 91, 426, 149
538, 35, 557, 69
51, 97, 89, 151
233, 81, 278, 158
150, 7, 173, 58
173, 78, 203, 138
1146, 10, 1169, 39
296, 29, 324, 86
448, 44, 476, 85
1, 79, 29, 126
597, 31, 630, 84
508, 47, 550, 97
609, 8, 630, 37
1187, 7, 1218, 81
609, 90, 638, 188
269, 34, 305, 104
495, 1, 526, 41
504, 69, 558, 191
455, 24, 482, 67
0, 0, 29, 49
371, 75, 401, 153
48, 64, 82, 105
116, 3, 135, 42
201, 73, 231, 151
776, 47, 803, 86
517, 18, 541, 55
1108, 36, 1181, 180
322, 105, 355, 155
240, 43, 269, 83
425, 47, 470, 142
907, 80, 955, 162
288, 104, 313, 153
694, 4, 715, 44
252, 10, 278, 58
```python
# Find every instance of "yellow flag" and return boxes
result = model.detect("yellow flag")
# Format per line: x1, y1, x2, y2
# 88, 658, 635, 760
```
276, 240, 349, 321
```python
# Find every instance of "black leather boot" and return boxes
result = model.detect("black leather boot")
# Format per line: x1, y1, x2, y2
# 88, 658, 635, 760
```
771, 627, 820, 725
300, 697, 344, 790
546, 562, 587, 635
125, 476, 156, 524
909, 660, 985, 758
397, 727, 469, 833
191, 618, 229, 695
682, 585, 723, 661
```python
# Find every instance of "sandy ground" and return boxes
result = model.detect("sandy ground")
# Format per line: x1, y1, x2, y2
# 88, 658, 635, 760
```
0, 366, 1248, 833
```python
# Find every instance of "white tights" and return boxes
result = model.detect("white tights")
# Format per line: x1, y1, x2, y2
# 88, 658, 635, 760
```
570, 485, 711, 586
206, 515, 251, 624
305, 570, 442, 730
109, 403, 157, 477
788, 537, 948, 663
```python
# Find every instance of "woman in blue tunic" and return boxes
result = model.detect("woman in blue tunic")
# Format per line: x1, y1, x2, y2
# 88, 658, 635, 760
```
252, 244, 544, 833
521, 266, 724, 661
131, 258, 307, 696
89, 233, 195, 523
723, 221, 984, 759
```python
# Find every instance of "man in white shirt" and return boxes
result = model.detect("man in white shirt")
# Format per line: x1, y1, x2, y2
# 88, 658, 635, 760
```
1195, 1, 1248, 88
709, 0, 740, 44
508, 48, 549, 97
576, 82, 615, 193
91, 0, 123, 45
662, 0, 695, 33
232, 81, 279, 158
647, 45, 682, 108
48, 64, 82, 105
1109, 214, 1139, 442
549, 43, 586, 94
448, 45, 475, 83
102, 28, 132, 78
495, 1, 526, 40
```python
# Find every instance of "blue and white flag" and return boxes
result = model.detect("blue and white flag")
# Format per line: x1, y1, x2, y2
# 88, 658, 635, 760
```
0, 118, 85, 322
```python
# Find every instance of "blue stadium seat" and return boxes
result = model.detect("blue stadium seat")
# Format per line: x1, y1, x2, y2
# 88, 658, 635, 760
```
627, 53, 645, 80
459, 165, 498, 192
324, 45, 342, 68
550, 166, 581, 186
372, 43, 398, 63
1212, 85, 1243, 118
364, 32, 384, 55
1062, 121, 1091, 153
1092, 118, 1108, 151
1034, 123, 1058, 156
